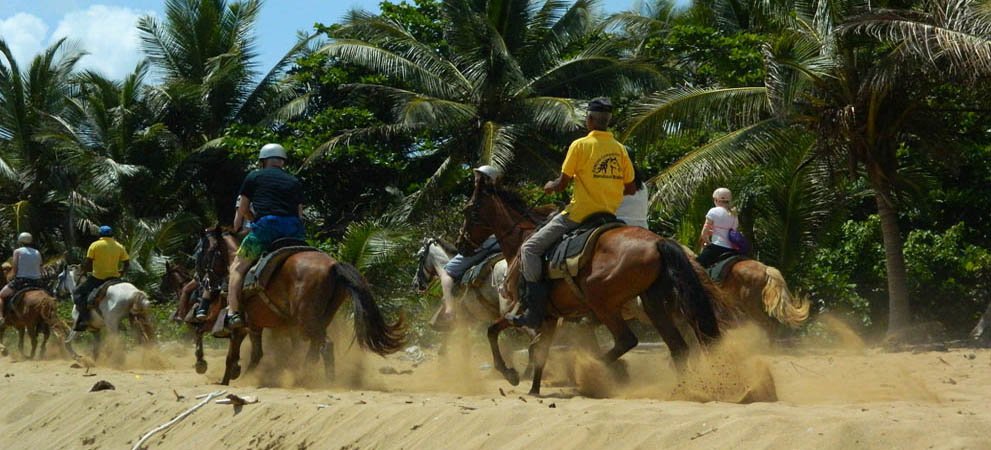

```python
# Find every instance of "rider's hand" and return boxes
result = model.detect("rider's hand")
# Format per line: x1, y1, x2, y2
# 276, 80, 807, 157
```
543, 180, 557, 194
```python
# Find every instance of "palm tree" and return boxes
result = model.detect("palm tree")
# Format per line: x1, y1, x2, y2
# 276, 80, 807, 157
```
137, 0, 313, 222
0, 38, 102, 258
623, 0, 968, 333
316, 0, 659, 216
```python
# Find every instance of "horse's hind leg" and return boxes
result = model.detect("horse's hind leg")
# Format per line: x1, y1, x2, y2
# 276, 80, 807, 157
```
321, 339, 335, 382
527, 318, 559, 396
487, 319, 519, 386
245, 328, 263, 373
17, 328, 26, 357
642, 281, 690, 371
39, 325, 50, 359
28, 327, 39, 359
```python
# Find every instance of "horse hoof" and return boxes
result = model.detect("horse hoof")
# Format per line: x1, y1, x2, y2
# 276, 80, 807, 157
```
0, 348, 7, 357
609, 360, 631, 384
505, 368, 520, 386
230, 365, 242, 380
195, 360, 208, 374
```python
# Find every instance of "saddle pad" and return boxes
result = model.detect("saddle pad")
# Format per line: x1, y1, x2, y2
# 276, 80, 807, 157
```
87, 279, 124, 306
707, 254, 747, 284
460, 253, 503, 288
243, 246, 320, 292
546, 222, 625, 279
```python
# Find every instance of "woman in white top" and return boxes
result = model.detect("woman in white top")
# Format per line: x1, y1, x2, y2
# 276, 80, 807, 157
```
616, 167, 649, 228
697, 187, 739, 267
0, 232, 43, 325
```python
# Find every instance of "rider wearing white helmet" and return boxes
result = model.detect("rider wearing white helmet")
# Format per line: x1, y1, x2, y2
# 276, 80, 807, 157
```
223, 143, 305, 332
697, 187, 740, 267
0, 232, 44, 326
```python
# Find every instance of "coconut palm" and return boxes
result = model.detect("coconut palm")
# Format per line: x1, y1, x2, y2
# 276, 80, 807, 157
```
316, 0, 660, 216
623, 0, 972, 333
137, 0, 314, 221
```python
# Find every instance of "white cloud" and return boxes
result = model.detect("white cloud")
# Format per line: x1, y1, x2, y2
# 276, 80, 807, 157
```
0, 12, 49, 67
50, 5, 152, 78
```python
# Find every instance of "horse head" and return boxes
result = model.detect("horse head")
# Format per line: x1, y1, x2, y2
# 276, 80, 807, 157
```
413, 238, 438, 292
456, 175, 541, 257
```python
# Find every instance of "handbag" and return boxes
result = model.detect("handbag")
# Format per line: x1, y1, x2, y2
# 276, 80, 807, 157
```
728, 228, 751, 254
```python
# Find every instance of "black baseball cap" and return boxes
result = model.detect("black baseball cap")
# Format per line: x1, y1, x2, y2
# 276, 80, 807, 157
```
588, 97, 613, 113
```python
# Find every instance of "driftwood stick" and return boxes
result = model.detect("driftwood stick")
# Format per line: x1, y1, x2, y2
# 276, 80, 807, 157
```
132, 390, 226, 450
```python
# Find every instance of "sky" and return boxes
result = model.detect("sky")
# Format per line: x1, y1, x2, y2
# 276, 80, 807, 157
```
0, 0, 643, 79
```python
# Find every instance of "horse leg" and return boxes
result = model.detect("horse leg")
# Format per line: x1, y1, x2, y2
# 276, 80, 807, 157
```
194, 329, 208, 374
221, 327, 247, 385
245, 328, 263, 373
527, 319, 559, 396
92, 330, 102, 361
593, 310, 639, 383
642, 281, 690, 371
39, 325, 50, 359
17, 328, 25, 357
321, 339, 335, 382
28, 326, 39, 359
487, 319, 519, 386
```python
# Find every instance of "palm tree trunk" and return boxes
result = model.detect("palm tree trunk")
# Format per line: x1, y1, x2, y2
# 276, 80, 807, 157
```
874, 187, 911, 334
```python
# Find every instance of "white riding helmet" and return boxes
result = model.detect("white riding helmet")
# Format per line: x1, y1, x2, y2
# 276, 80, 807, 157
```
713, 187, 733, 203
473, 165, 503, 182
258, 143, 288, 161
17, 232, 32, 245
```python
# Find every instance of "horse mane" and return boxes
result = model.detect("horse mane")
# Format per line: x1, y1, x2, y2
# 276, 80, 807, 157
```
433, 238, 458, 255
488, 186, 547, 223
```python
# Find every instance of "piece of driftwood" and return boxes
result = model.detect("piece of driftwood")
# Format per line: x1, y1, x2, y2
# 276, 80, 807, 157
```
131, 390, 226, 450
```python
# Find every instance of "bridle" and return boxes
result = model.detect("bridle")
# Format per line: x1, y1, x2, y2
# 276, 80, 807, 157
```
458, 187, 543, 255
413, 238, 438, 290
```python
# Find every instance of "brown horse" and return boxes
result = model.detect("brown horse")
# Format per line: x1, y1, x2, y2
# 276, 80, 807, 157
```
211, 233, 404, 385
0, 289, 69, 359
456, 175, 729, 395
718, 260, 809, 335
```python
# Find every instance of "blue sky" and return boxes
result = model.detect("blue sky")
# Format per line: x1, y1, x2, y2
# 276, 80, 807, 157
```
0, 0, 644, 78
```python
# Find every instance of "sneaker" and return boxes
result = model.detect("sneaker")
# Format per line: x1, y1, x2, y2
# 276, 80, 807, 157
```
227, 312, 245, 330
194, 309, 208, 321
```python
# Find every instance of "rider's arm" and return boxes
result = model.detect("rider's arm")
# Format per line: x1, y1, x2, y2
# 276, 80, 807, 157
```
10, 251, 19, 276
298, 204, 304, 219
543, 173, 572, 194
623, 182, 637, 195
82, 258, 94, 274
233, 195, 253, 232
698, 218, 715, 248
121, 260, 130, 274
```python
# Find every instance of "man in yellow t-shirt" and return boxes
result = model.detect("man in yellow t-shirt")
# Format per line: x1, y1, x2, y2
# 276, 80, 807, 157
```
509, 97, 635, 330
72, 225, 130, 331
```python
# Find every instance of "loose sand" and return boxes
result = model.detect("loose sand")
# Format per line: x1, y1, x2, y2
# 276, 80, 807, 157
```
2, 318, 990, 450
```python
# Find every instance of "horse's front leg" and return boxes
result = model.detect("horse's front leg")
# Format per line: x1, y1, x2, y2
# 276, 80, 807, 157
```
487, 319, 519, 386
28, 326, 39, 359
17, 328, 26, 357
221, 328, 247, 385
39, 325, 50, 359
194, 327, 207, 374
528, 318, 559, 396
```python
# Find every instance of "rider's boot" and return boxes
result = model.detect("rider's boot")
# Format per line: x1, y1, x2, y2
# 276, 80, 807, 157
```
508, 279, 549, 330
194, 297, 211, 321
73, 307, 90, 332
226, 311, 245, 330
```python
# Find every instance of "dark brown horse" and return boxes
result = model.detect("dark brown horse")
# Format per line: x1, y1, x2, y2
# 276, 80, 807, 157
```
0, 289, 69, 359
162, 236, 262, 375
210, 233, 404, 385
456, 175, 729, 395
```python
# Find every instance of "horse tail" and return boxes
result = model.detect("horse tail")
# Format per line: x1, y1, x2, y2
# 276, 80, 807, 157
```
657, 239, 721, 344
762, 266, 810, 328
333, 262, 405, 355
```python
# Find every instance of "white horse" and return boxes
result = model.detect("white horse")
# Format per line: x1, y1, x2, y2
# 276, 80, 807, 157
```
64, 265, 154, 359
414, 238, 514, 325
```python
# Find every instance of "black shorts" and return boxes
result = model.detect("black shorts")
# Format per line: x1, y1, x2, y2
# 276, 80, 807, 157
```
7, 277, 42, 291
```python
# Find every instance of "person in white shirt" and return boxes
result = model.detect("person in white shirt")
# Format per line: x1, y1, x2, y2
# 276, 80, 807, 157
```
616, 167, 649, 228
0, 233, 43, 326
697, 187, 739, 267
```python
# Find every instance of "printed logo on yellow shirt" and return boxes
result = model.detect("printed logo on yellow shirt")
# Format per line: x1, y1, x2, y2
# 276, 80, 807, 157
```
592, 155, 624, 179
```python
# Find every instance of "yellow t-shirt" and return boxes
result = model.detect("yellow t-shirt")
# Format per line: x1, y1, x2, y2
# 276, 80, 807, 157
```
561, 130, 634, 222
87, 237, 129, 280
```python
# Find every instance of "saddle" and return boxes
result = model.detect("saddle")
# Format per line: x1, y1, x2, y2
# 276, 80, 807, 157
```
460, 252, 504, 288
87, 279, 124, 307
242, 244, 321, 318
707, 253, 747, 284
545, 212, 626, 280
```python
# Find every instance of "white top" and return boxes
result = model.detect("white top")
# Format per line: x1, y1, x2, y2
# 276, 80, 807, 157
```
13, 246, 42, 279
706, 206, 738, 248
616, 187, 649, 228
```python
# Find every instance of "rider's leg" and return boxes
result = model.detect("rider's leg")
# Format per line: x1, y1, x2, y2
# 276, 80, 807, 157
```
226, 255, 254, 328
511, 213, 578, 328
195, 287, 212, 320
72, 277, 102, 331
438, 270, 458, 316
176, 279, 197, 321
